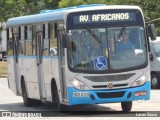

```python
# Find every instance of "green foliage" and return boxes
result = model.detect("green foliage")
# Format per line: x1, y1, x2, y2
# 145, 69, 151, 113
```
59, 0, 111, 8
59, 0, 86, 8
0, 0, 60, 22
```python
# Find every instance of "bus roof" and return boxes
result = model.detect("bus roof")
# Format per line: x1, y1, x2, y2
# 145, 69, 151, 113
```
6, 4, 141, 27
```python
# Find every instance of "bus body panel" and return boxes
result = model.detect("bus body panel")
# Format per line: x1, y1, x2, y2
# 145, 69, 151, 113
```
7, 57, 18, 94
51, 57, 63, 102
19, 57, 40, 99
65, 64, 150, 105
67, 82, 150, 105
43, 57, 59, 102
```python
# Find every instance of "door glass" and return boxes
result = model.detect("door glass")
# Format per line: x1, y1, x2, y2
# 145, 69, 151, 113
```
37, 33, 43, 64
14, 34, 19, 63
58, 30, 66, 99
49, 23, 57, 56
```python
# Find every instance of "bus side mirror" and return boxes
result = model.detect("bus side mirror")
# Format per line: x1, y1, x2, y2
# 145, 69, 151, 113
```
148, 24, 156, 41
149, 52, 154, 61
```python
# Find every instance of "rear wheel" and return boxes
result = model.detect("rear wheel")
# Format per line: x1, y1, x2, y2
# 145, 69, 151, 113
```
121, 101, 132, 112
151, 73, 160, 89
21, 81, 42, 107
21, 81, 34, 107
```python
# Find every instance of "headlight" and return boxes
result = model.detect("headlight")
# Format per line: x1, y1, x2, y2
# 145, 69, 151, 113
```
131, 74, 147, 87
70, 78, 89, 90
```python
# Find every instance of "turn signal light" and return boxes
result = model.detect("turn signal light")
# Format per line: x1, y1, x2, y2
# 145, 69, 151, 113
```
134, 91, 147, 96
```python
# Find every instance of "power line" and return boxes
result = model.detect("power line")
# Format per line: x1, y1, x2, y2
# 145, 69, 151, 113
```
146, 18, 160, 23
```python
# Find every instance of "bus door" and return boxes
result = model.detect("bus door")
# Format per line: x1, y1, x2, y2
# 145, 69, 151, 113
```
9, 27, 20, 95
57, 28, 67, 100
36, 24, 46, 100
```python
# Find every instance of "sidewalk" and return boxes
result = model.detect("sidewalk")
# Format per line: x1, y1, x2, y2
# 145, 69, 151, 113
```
0, 61, 7, 78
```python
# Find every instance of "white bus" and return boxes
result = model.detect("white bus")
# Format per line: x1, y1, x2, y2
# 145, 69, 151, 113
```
150, 37, 160, 89
6, 4, 156, 112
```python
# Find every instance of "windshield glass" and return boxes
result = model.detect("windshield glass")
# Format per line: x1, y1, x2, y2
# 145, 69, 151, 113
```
152, 41, 160, 57
67, 26, 147, 72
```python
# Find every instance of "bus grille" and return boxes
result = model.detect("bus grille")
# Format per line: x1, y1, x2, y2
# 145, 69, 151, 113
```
92, 84, 128, 88
84, 73, 135, 82
96, 91, 125, 98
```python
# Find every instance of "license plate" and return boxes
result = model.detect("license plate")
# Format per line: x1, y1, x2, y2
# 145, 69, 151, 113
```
73, 92, 89, 97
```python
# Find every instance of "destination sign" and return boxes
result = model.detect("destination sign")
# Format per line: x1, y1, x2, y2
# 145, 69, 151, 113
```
73, 12, 137, 24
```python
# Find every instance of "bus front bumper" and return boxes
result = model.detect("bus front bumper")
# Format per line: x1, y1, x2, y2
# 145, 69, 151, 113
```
67, 82, 150, 105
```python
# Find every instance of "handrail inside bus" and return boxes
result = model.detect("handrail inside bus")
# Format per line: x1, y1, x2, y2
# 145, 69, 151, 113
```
40, 4, 106, 14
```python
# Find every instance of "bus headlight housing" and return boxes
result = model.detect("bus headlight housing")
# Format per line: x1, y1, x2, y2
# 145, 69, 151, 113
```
71, 78, 89, 90
131, 74, 147, 87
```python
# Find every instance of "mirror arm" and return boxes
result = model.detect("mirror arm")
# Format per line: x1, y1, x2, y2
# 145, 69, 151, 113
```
149, 52, 154, 61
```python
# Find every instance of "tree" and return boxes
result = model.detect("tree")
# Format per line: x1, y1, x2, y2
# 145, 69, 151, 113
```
59, 0, 111, 8
112, 0, 160, 36
59, 0, 85, 8
0, 0, 61, 45
0, 0, 60, 22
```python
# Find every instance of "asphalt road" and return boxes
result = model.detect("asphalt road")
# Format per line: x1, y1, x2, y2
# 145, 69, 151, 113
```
0, 78, 160, 119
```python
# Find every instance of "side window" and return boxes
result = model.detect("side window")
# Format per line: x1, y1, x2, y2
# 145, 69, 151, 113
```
49, 22, 57, 56
19, 26, 25, 55
32, 25, 36, 55
13, 34, 19, 62
7, 28, 13, 56
12, 26, 20, 63
43, 23, 49, 56
25, 25, 32, 56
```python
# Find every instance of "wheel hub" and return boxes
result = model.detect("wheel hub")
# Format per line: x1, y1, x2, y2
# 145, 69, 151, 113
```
152, 77, 158, 85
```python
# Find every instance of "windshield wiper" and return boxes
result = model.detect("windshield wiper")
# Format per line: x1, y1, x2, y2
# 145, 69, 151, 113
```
116, 27, 126, 41
86, 27, 102, 43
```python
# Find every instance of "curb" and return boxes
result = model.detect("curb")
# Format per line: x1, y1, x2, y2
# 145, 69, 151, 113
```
0, 76, 7, 78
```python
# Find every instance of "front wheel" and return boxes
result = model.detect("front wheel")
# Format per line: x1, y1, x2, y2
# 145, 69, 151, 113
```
151, 73, 160, 89
51, 81, 68, 112
121, 101, 132, 112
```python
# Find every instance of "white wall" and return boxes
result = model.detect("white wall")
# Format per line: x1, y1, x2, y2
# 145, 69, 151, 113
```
0, 22, 6, 51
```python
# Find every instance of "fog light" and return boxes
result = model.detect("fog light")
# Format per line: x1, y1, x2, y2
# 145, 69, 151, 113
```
134, 91, 147, 96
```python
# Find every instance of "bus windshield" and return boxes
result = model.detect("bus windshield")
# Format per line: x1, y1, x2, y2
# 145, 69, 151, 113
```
67, 26, 147, 72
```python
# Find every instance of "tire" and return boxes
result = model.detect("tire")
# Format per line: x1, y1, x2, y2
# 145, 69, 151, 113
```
59, 104, 68, 112
21, 81, 42, 107
21, 81, 34, 107
51, 81, 68, 112
151, 73, 160, 89
121, 101, 132, 112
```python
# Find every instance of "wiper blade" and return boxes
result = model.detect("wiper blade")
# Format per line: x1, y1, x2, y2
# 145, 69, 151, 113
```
116, 27, 126, 41
86, 27, 102, 43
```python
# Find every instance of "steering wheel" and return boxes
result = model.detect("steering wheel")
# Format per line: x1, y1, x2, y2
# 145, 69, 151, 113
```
116, 49, 135, 60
